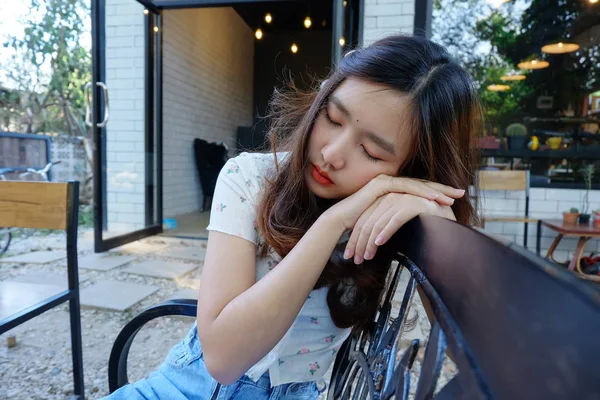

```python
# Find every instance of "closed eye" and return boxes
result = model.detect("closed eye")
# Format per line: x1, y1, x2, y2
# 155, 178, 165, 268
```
324, 108, 342, 127
361, 145, 381, 162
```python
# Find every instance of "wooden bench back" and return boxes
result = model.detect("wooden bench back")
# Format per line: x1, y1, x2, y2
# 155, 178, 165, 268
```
0, 181, 76, 230
477, 170, 529, 191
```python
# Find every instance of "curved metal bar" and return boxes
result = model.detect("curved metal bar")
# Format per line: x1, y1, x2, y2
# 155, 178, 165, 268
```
108, 299, 197, 393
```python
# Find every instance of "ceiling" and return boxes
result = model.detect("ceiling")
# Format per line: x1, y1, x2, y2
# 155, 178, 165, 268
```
233, 0, 334, 33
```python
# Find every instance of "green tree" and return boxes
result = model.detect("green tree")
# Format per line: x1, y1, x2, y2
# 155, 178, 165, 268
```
1, 0, 91, 136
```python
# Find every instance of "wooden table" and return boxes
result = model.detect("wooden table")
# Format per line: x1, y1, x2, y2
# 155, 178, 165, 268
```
536, 219, 600, 282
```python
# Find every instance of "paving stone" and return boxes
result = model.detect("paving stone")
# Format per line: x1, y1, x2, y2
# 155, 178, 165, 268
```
80, 280, 159, 311
123, 260, 199, 279
79, 253, 137, 271
162, 247, 206, 262
109, 241, 168, 255
0, 251, 66, 264
11, 271, 88, 290
167, 289, 198, 300
0, 281, 63, 320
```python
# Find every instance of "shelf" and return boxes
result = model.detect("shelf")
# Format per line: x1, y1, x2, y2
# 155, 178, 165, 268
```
480, 149, 600, 159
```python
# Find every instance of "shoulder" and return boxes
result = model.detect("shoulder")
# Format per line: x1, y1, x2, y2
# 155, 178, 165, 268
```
223, 151, 288, 182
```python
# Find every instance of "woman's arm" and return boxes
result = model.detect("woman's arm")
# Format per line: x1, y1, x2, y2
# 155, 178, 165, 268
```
197, 213, 345, 385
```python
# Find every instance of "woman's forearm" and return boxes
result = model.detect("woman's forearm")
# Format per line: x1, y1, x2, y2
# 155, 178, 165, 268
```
200, 213, 345, 384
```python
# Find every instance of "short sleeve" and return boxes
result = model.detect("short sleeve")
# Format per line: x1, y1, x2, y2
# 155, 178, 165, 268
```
206, 156, 259, 245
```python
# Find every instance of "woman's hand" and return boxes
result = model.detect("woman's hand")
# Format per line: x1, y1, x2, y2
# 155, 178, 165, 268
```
344, 193, 457, 264
322, 174, 464, 235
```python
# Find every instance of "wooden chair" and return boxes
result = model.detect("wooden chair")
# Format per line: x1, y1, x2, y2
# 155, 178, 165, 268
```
477, 170, 537, 248
106, 216, 600, 399
0, 181, 84, 399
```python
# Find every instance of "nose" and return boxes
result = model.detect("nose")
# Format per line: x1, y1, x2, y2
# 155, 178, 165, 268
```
321, 136, 346, 170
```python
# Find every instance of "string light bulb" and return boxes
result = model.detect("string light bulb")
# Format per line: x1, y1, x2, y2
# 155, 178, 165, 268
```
143, 9, 149, 15
304, 16, 312, 29
291, 43, 299, 54
153, 26, 159, 33
265, 13, 272, 23
339, 37, 346, 46
255, 29, 263, 40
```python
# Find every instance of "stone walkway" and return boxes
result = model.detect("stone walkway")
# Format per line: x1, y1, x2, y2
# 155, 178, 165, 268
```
0, 230, 454, 399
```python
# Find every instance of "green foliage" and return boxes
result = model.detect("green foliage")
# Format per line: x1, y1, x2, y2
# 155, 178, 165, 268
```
505, 123, 527, 137
78, 204, 93, 228
569, 207, 579, 214
1, 0, 91, 136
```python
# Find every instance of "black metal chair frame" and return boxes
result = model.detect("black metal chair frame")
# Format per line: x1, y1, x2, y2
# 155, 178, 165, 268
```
0, 181, 85, 399
108, 216, 600, 399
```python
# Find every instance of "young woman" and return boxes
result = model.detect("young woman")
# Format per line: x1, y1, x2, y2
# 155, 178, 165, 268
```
104, 34, 480, 400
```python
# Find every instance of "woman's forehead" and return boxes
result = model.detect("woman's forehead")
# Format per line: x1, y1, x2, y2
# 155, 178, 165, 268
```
331, 78, 413, 150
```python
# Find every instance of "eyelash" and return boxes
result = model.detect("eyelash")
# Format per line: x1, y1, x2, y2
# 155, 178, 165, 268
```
323, 108, 380, 163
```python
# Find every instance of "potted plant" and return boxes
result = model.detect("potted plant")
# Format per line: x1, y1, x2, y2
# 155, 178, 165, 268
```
578, 164, 595, 224
593, 210, 600, 228
563, 207, 580, 225
505, 123, 528, 150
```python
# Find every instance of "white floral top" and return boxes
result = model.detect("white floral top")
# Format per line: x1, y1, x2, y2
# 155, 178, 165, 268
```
206, 151, 352, 387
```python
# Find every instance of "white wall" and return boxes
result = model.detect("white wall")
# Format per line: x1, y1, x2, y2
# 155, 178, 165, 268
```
105, 0, 146, 233
363, 0, 415, 46
479, 188, 600, 261
162, 8, 254, 218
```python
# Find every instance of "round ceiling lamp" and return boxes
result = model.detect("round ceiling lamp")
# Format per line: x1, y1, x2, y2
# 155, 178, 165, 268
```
517, 59, 549, 70
265, 13, 273, 23
487, 84, 511, 91
541, 42, 579, 54
291, 43, 299, 54
255, 29, 263, 40
501, 74, 526, 81
339, 37, 346, 46
304, 17, 312, 29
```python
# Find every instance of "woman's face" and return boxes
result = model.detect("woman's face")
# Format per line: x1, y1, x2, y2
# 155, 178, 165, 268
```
306, 78, 414, 199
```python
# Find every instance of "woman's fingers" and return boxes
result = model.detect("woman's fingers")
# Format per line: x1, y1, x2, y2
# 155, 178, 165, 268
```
344, 199, 379, 261
378, 176, 464, 206
363, 208, 398, 260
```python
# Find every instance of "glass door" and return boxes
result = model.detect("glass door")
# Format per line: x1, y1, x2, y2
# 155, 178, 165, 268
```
90, 0, 162, 252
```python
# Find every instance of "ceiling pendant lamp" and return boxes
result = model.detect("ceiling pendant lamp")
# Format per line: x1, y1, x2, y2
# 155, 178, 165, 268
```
517, 59, 549, 70
487, 84, 511, 92
500, 74, 526, 81
541, 42, 579, 54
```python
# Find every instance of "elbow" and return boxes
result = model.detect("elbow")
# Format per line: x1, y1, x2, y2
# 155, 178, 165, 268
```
203, 351, 243, 386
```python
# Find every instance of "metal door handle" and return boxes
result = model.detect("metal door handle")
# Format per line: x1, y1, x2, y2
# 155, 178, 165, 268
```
85, 81, 110, 127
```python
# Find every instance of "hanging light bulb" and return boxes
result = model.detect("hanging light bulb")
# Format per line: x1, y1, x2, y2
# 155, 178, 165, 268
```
255, 29, 263, 40
589, 0, 598, 4
153, 26, 159, 33
541, 42, 579, 54
344, 1, 347, 6
339, 37, 346, 46
304, 16, 312, 29
265, 13, 273, 23
143, 9, 149, 15
291, 43, 299, 54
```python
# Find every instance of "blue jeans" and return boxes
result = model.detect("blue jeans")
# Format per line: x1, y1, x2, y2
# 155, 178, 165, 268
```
102, 323, 324, 400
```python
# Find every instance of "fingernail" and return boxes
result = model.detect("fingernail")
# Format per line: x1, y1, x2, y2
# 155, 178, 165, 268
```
343, 249, 352, 259
375, 236, 384, 246
364, 251, 373, 260
456, 189, 465, 195
354, 255, 363, 264
429, 192, 439, 199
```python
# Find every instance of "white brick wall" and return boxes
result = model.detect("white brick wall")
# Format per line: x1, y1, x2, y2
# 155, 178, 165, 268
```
162, 8, 254, 218
105, 0, 146, 233
479, 188, 600, 260
363, 0, 415, 46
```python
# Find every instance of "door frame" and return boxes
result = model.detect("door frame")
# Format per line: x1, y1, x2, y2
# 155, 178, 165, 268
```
91, 0, 163, 252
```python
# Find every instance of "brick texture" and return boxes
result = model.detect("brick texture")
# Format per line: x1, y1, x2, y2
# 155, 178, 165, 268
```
162, 8, 254, 218
363, 0, 415, 46
479, 188, 600, 256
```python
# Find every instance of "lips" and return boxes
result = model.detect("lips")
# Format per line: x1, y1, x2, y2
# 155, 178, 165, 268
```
311, 164, 334, 185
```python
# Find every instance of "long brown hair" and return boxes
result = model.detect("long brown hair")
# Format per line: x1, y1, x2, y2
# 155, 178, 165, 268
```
256, 35, 481, 333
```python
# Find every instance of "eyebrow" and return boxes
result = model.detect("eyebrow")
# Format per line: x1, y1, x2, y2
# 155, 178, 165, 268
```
329, 95, 397, 156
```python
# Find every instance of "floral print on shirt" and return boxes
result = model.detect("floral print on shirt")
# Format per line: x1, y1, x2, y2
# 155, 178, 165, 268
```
309, 362, 321, 375
297, 348, 311, 355
325, 334, 336, 343
215, 203, 226, 212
